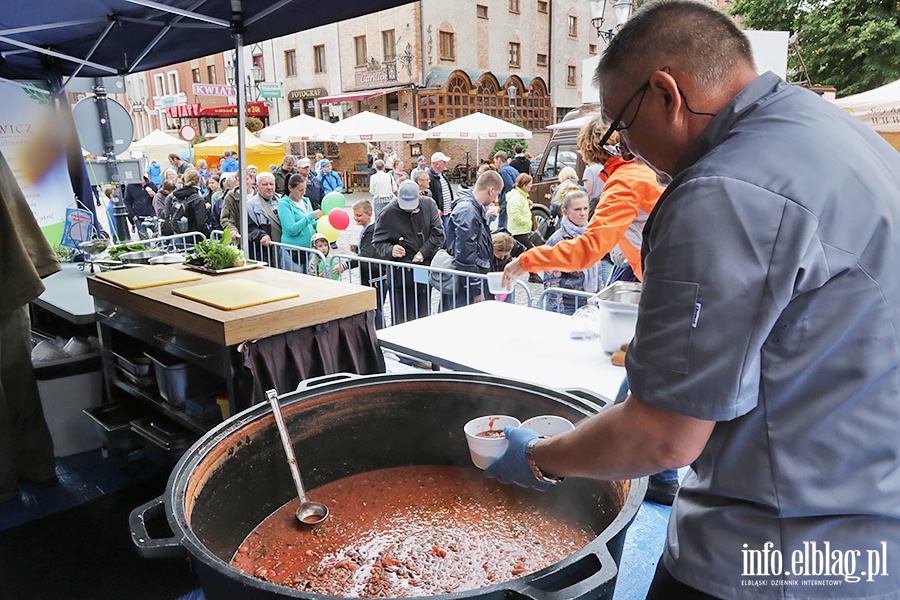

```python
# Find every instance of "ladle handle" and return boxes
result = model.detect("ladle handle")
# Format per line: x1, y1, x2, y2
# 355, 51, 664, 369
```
266, 389, 309, 504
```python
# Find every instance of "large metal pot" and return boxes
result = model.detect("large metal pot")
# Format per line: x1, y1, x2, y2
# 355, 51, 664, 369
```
130, 373, 646, 600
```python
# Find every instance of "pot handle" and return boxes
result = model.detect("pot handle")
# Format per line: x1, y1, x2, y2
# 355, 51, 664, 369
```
517, 547, 618, 600
129, 495, 186, 559
563, 387, 612, 411
293, 372, 361, 391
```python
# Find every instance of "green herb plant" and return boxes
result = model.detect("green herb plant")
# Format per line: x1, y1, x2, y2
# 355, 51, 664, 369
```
184, 228, 245, 271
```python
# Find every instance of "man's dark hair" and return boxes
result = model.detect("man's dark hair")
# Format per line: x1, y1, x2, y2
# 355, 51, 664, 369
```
513, 145, 523, 154
168, 153, 180, 161
596, 0, 754, 89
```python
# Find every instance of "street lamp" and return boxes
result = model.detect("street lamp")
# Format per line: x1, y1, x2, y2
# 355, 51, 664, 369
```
507, 85, 517, 122
589, 0, 634, 42
224, 61, 263, 100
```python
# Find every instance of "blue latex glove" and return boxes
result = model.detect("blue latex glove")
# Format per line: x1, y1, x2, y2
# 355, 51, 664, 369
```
483, 426, 551, 491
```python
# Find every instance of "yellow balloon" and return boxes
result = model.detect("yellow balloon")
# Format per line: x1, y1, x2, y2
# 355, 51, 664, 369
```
316, 216, 340, 243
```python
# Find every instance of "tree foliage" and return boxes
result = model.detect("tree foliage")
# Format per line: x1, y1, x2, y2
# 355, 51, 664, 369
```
730, 0, 900, 96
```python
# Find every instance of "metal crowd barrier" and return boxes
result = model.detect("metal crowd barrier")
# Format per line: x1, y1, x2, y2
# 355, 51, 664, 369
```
535, 287, 597, 315
140, 231, 207, 252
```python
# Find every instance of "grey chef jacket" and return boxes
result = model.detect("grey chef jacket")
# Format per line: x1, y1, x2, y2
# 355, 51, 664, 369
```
627, 72, 900, 598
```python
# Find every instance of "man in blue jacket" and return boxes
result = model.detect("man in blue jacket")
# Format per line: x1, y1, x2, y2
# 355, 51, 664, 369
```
444, 170, 502, 308
492, 151, 518, 230
317, 158, 343, 194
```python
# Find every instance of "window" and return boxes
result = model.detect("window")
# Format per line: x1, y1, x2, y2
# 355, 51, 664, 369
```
206, 65, 217, 84
439, 31, 455, 61
567, 65, 577, 86
191, 68, 201, 83
589, 44, 597, 55
314, 45, 326, 73
537, 53, 548, 66
153, 73, 165, 97
508, 42, 521, 68
284, 50, 297, 77
354, 36, 367, 67
382, 30, 396, 62
477, 4, 488, 18
508, 0, 520, 13
166, 70, 179, 95
537, 1, 548, 13
568, 15, 578, 37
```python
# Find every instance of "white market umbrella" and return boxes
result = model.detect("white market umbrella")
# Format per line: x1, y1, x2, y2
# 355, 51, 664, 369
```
833, 78, 900, 133
329, 110, 426, 143
128, 128, 190, 165
257, 114, 342, 143
425, 111, 532, 165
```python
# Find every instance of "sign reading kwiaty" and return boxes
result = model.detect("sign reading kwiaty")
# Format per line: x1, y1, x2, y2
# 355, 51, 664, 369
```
192, 83, 237, 97
166, 104, 201, 118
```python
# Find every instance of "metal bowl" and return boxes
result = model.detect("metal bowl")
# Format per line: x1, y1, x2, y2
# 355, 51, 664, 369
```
119, 249, 166, 265
79, 239, 109, 255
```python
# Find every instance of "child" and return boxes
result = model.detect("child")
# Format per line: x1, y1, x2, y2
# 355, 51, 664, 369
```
349, 200, 386, 327
309, 233, 346, 279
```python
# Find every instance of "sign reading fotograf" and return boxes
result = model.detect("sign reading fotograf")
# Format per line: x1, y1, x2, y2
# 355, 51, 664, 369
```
355, 64, 397, 88
287, 88, 326, 101
192, 83, 237, 97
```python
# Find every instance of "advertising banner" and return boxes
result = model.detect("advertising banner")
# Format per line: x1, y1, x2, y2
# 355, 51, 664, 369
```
0, 79, 77, 242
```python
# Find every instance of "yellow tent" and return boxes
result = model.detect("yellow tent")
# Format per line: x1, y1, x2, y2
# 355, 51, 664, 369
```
193, 126, 286, 171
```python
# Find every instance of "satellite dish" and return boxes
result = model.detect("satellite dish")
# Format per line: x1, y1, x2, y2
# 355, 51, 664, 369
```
73, 95, 134, 157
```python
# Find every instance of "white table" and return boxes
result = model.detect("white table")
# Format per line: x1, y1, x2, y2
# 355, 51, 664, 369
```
377, 301, 626, 402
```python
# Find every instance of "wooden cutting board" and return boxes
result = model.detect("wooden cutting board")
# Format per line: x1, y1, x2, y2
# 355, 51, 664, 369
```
171, 279, 299, 311
95, 266, 202, 290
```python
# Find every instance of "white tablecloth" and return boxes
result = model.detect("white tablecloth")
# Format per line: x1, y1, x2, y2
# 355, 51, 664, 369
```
377, 301, 626, 402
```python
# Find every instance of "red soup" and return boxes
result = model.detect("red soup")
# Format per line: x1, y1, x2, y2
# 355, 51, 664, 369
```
231, 465, 594, 598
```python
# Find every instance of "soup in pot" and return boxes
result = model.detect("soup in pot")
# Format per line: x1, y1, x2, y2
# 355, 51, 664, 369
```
231, 465, 594, 598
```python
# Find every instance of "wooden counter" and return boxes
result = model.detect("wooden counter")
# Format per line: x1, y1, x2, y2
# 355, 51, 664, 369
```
87, 266, 376, 346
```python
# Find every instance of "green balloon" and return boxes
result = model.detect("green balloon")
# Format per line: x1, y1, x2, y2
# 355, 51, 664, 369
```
321, 191, 345, 215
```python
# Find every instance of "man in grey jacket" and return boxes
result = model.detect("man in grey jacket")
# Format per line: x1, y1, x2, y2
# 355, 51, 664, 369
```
444, 170, 502, 308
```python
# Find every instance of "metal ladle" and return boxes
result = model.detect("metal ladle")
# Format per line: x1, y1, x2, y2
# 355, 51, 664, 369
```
265, 390, 328, 525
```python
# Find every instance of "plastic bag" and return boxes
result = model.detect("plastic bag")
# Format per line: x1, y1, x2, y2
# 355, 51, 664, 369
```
569, 304, 601, 339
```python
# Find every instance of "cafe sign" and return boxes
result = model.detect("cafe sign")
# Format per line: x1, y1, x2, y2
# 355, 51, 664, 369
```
354, 64, 397, 88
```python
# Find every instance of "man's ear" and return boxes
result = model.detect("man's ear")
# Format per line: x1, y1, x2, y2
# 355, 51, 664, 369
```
649, 70, 682, 124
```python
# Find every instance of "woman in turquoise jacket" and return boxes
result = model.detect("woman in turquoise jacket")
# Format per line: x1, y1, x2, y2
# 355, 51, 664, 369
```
278, 173, 323, 273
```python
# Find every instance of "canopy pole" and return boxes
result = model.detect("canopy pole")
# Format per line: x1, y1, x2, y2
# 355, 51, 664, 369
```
235, 32, 249, 257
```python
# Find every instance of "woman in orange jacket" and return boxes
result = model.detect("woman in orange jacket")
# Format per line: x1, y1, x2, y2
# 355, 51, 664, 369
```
502, 116, 664, 287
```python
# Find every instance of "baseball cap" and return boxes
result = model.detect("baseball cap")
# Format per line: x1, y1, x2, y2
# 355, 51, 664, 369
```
319, 158, 332, 168
431, 152, 451, 163
416, 155, 427, 163
397, 180, 420, 210
297, 157, 311, 168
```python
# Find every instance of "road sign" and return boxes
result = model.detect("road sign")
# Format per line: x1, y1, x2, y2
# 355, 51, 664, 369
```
180, 124, 197, 142
258, 82, 282, 99
72, 95, 134, 156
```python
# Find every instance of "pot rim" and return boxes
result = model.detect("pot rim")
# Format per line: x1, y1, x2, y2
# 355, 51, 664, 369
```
161, 372, 648, 599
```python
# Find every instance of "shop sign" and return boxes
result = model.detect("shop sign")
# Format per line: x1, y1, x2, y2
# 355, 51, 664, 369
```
166, 103, 201, 118
258, 82, 282, 99
192, 83, 237, 97
287, 87, 326, 101
355, 64, 397, 88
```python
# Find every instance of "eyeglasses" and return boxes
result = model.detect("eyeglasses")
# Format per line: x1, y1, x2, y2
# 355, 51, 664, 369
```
598, 80, 650, 148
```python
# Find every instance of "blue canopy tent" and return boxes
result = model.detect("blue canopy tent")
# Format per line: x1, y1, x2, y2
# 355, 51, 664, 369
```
0, 0, 415, 251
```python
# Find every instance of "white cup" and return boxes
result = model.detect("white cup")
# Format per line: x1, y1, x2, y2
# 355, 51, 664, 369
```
464, 415, 521, 469
521, 415, 575, 438
486, 272, 511, 295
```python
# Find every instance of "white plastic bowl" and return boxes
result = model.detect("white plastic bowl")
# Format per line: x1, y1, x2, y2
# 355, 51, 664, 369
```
521, 415, 575, 437
463, 415, 521, 469
486, 272, 511, 295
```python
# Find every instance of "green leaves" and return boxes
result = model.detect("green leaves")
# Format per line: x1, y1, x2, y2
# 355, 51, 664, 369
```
730, 0, 900, 97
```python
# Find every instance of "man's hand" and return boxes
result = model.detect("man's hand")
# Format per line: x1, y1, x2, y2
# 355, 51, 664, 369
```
350, 243, 359, 253
392, 244, 406, 258
484, 427, 551, 491
260, 235, 272, 247
412, 251, 424, 263
502, 257, 526, 289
